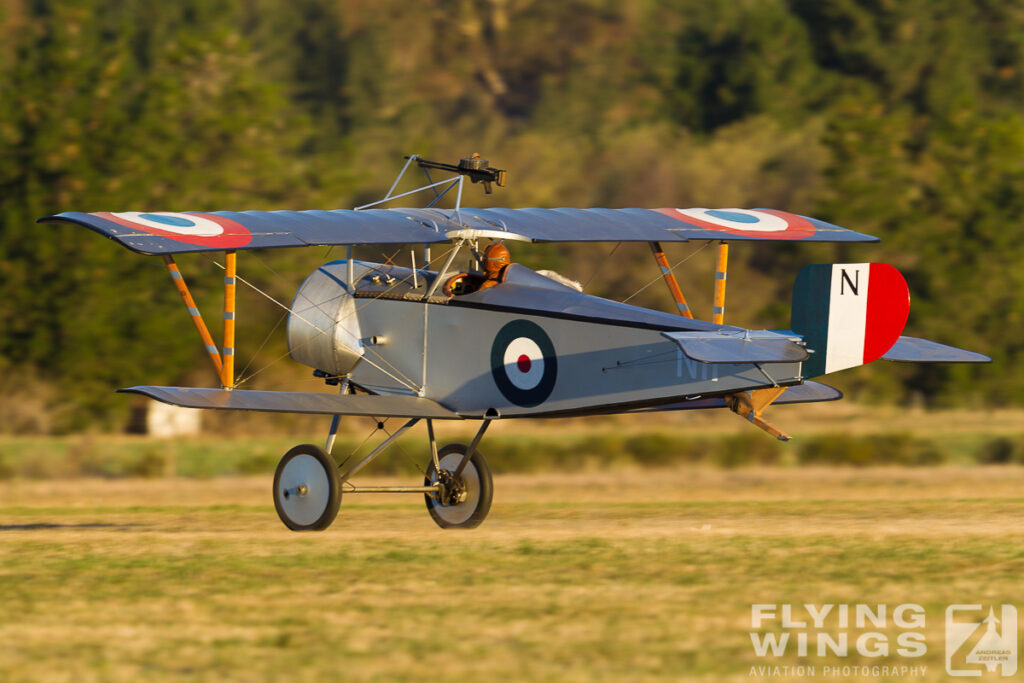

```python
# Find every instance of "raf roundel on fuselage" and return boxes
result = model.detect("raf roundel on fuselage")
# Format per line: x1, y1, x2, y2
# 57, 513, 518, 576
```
490, 319, 558, 408
39, 207, 879, 253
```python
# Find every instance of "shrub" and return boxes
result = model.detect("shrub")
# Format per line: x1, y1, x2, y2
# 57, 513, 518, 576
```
977, 437, 1024, 464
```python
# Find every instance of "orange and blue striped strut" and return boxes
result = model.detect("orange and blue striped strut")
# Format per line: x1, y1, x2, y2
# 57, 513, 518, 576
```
713, 241, 728, 325
161, 253, 237, 389
222, 251, 236, 388
648, 242, 694, 319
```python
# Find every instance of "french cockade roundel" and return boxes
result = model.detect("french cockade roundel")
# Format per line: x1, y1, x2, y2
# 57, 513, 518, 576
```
657, 208, 816, 240
490, 320, 558, 407
94, 211, 252, 249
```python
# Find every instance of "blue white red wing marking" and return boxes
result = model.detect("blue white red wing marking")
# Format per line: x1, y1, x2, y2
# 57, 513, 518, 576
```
95, 211, 252, 249
656, 208, 816, 240
490, 320, 558, 407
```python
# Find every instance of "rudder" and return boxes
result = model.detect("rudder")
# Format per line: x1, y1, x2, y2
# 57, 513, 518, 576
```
791, 263, 910, 378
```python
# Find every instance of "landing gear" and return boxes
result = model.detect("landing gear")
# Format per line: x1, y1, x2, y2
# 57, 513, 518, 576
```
272, 444, 341, 531
272, 418, 494, 531
424, 443, 493, 529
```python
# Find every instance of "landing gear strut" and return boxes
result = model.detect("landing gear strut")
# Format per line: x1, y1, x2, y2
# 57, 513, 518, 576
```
271, 417, 494, 531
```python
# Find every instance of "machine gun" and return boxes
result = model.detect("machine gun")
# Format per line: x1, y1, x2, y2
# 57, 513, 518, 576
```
409, 153, 507, 194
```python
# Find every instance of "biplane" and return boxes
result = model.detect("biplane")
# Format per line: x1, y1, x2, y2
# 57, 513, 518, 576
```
39, 154, 990, 531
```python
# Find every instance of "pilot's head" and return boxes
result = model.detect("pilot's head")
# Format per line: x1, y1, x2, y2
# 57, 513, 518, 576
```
483, 242, 510, 277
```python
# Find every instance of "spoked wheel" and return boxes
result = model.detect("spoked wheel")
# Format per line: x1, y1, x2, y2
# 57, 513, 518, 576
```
273, 444, 341, 531
424, 443, 493, 529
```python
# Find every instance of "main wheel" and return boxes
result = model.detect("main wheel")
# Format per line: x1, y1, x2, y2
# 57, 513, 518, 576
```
424, 443, 493, 529
273, 444, 341, 531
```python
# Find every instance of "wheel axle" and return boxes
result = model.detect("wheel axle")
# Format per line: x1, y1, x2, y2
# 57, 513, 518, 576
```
345, 485, 439, 494
283, 484, 308, 499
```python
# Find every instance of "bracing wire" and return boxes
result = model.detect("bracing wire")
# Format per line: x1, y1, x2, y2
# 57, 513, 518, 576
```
235, 310, 288, 382
191, 237, 707, 391
203, 243, 461, 391
340, 418, 391, 492
621, 241, 712, 304
582, 242, 621, 290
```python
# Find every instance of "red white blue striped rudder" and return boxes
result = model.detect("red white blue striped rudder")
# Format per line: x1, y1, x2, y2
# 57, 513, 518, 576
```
790, 263, 910, 378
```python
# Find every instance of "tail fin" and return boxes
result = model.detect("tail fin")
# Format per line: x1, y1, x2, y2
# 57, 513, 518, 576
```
791, 263, 909, 378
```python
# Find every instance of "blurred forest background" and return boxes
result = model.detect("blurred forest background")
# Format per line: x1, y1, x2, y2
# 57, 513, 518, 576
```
0, 0, 1021, 433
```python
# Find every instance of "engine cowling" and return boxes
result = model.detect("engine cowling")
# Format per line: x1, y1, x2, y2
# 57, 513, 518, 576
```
287, 260, 367, 376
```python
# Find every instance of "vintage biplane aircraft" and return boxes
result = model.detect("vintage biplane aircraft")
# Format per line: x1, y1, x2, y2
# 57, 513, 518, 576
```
40, 154, 990, 531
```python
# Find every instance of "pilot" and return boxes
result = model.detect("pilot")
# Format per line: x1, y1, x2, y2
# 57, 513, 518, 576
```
443, 242, 512, 296
478, 242, 511, 290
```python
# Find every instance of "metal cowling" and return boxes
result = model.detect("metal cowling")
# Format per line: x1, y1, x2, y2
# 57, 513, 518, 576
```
287, 261, 367, 376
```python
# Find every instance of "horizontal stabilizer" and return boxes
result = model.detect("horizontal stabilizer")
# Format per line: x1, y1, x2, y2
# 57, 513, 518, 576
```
661, 330, 809, 364
119, 386, 462, 419
882, 336, 991, 363
628, 381, 842, 413
40, 207, 878, 255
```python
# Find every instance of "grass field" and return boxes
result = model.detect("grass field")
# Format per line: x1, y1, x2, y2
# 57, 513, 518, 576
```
1, 465, 1022, 681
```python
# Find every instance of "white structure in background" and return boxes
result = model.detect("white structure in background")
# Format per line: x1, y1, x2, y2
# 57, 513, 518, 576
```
146, 400, 202, 437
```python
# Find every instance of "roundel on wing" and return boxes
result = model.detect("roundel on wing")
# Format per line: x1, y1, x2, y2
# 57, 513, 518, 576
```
95, 211, 252, 248
656, 208, 816, 240
490, 320, 558, 407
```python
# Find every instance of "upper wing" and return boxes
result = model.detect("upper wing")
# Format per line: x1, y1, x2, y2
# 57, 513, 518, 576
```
39, 207, 878, 255
120, 386, 463, 419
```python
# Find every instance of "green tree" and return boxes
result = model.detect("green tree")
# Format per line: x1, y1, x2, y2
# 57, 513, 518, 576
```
0, 0, 314, 428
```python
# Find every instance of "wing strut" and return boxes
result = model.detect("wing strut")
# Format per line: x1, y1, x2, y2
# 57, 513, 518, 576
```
161, 252, 238, 389
162, 255, 224, 382
713, 241, 728, 324
648, 242, 694, 318
222, 251, 237, 388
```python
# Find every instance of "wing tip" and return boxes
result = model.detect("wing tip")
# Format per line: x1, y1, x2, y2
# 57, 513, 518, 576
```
37, 213, 71, 225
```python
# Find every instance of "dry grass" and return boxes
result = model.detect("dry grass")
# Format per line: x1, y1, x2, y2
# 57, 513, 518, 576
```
0, 467, 1022, 681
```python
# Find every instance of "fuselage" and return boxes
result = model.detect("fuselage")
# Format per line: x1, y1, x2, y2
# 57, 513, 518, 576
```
287, 260, 803, 417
